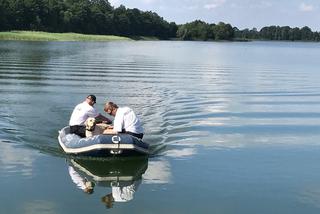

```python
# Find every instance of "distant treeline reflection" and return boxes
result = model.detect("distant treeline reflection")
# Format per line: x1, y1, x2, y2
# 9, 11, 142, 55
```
0, 0, 319, 41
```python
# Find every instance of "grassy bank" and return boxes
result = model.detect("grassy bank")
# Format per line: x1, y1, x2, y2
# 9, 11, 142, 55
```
0, 31, 132, 41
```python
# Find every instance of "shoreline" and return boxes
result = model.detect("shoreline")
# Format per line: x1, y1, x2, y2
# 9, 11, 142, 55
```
0, 31, 133, 42
0, 31, 318, 43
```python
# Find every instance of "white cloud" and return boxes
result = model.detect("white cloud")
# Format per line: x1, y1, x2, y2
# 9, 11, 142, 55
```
141, 0, 157, 4
299, 2, 314, 12
246, 1, 273, 9
109, 0, 157, 6
186, 5, 199, 10
164, 148, 197, 157
0, 141, 39, 177
143, 159, 172, 184
204, 0, 226, 10
108, 0, 121, 6
229, 1, 273, 9
260, 1, 273, 8
204, 3, 219, 9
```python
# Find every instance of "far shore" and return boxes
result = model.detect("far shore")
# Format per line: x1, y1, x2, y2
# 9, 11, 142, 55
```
0, 31, 133, 42
0, 31, 317, 43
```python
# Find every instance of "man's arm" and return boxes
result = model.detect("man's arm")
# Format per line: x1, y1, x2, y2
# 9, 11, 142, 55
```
103, 127, 117, 135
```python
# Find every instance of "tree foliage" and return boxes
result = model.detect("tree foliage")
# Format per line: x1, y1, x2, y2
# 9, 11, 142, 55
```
176, 21, 234, 41
0, 0, 319, 41
235, 25, 320, 41
0, 0, 176, 38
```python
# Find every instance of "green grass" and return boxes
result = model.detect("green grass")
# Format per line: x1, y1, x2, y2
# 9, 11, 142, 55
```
0, 31, 132, 41
129, 35, 160, 40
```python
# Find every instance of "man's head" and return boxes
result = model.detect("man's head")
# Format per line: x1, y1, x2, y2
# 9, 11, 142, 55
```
104, 102, 118, 117
86, 95, 96, 106
101, 193, 114, 209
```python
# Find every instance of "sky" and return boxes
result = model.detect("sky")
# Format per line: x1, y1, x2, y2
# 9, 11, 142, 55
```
108, 0, 320, 31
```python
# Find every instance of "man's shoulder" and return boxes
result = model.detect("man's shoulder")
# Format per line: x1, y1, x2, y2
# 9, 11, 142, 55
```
118, 106, 132, 114
76, 101, 86, 107
120, 106, 131, 111
75, 102, 95, 111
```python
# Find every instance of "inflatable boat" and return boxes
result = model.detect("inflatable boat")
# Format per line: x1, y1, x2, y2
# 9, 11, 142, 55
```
58, 126, 149, 157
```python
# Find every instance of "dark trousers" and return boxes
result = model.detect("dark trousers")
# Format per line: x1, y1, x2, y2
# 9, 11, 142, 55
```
70, 125, 86, 138
126, 131, 144, 139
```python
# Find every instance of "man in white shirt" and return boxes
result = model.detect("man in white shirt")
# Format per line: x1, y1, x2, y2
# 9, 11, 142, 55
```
101, 180, 141, 208
69, 95, 111, 137
103, 102, 144, 139
68, 165, 95, 194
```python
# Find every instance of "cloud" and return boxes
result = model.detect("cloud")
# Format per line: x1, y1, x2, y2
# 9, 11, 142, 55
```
204, 0, 226, 10
260, 1, 273, 8
299, 2, 314, 12
109, 0, 157, 6
204, 3, 219, 9
143, 159, 172, 184
186, 5, 199, 10
141, 0, 157, 4
229, 1, 273, 9
0, 141, 38, 177
164, 148, 197, 157
108, 0, 121, 6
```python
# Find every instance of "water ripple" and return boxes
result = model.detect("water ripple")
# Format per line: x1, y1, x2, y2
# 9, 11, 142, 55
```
1, 41, 320, 157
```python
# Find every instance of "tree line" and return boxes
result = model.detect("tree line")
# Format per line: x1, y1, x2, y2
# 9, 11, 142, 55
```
0, 0, 319, 41
0, 0, 177, 39
234, 26, 320, 41
176, 20, 234, 41
177, 20, 320, 41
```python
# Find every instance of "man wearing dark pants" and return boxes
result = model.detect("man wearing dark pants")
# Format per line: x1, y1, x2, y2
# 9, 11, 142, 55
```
69, 95, 111, 137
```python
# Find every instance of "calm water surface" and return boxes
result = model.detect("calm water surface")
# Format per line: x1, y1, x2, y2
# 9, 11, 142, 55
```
1, 41, 320, 213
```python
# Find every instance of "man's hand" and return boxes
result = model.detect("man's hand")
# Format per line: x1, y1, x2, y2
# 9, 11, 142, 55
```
103, 128, 116, 135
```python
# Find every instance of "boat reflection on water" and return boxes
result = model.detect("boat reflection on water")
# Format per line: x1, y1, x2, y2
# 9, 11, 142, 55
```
67, 157, 148, 208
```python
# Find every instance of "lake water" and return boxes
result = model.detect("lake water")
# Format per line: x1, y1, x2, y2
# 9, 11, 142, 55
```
1, 40, 320, 213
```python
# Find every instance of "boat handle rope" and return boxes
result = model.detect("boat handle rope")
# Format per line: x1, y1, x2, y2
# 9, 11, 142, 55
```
112, 136, 121, 144
112, 135, 121, 154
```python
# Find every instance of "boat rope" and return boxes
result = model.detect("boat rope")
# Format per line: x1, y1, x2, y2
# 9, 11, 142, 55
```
111, 135, 121, 154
